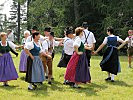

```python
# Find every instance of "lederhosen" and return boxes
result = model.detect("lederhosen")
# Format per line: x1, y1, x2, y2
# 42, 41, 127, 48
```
127, 36, 133, 56
83, 31, 91, 67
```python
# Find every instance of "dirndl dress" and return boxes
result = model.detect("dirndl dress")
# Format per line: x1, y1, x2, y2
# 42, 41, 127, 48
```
65, 42, 91, 83
57, 50, 72, 68
19, 50, 28, 72
25, 43, 45, 83
100, 36, 121, 75
0, 42, 18, 82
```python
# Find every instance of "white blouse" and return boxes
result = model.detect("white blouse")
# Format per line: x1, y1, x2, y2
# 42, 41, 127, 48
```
64, 37, 74, 55
0, 41, 16, 50
102, 35, 123, 44
73, 36, 81, 47
24, 41, 43, 53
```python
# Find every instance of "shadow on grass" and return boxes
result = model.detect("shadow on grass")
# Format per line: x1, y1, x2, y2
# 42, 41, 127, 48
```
106, 80, 133, 87
20, 76, 26, 81
73, 83, 108, 96
29, 83, 49, 97
0, 85, 19, 90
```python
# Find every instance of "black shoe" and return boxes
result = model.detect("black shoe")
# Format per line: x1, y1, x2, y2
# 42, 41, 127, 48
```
32, 83, 37, 88
48, 81, 52, 85
28, 87, 34, 90
63, 80, 70, 85
111, 80, 115, 82
3, 84, 9, 87
51, 78, 54, 80
45, 76, 48, 79
16, 53, 18, 57
105, 77, 111, 81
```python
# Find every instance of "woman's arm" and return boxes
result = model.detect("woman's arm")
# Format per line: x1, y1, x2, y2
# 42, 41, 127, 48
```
24, 48, 34, 60
117, 41, 128, 50
74, 45, 83, 55
94, 43, 106, 54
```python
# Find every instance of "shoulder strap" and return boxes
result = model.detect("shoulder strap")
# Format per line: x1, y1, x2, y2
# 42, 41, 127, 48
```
64, 38, 70, 43
84, 31, 90, 44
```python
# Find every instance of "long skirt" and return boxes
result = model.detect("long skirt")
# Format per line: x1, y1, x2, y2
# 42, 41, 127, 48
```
57, 50, 72, 68
75, 52, 91, 83
19, 50, 27, 73
100, 47, 121, 75
65, 52, 91, 83
0, 53, 18, 82
25, 56, 45, 83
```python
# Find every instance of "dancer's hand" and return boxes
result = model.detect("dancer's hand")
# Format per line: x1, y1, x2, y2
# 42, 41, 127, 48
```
31, 56, 34, 60
47, 55, 52, 59
77, 52, 83, 55
92, 51, 97, 55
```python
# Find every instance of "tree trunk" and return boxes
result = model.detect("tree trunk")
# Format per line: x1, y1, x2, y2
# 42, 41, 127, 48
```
74, 0, 80, 26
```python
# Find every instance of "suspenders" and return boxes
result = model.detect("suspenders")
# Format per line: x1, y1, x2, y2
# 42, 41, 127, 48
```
83, 31, 90, 44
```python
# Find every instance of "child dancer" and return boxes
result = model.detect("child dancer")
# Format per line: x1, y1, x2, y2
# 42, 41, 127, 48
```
19, 30, 30, 73
65, 27, 91, 88
93, 27, 124, 82
118, 30, 133, 68
0, 32, 20, 86
24, 32, 45, 90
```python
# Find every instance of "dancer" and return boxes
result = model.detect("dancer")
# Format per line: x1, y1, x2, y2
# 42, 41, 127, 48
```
58, 28, 74, 68
41, 32, 62, 84
7, 29, 18, 57
19, 30, 30, 73
118, 30, 133, 68
65, 27, 91, 88
81, 22, 96, 67
24, 32, 45, 90
0, 32, 19, 86
93, 27, 124, 82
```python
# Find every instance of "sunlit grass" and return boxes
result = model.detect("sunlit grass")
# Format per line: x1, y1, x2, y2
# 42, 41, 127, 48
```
0, 52, 133, 100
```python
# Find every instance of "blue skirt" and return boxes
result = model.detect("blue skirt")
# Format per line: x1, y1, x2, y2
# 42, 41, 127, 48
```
0, 53, 18, 82
25, 56, 45, 83
75, 52, 91, 83
100, 47, 121, 75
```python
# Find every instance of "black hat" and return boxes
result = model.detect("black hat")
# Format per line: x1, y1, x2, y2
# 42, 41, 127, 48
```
82, 22, 88, 27
32, 26, 38, 30
66, 29, 73, 35
44, 27, 51, 32
50, 32, 54, 37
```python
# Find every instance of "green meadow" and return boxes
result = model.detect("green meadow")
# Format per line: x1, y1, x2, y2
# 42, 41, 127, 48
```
0, 53, 133, 100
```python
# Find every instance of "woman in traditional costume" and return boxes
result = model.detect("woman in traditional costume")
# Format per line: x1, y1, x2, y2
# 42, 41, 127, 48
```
94, 27, 124, 82
0, 32, 19, 86
64, 27, 91, 88
24, 32, 45, 90
19, 30, 30, 73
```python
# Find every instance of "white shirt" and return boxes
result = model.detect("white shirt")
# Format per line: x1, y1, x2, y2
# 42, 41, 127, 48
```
73, 36, 82, 47
64, 37, 74, 55
42, 39, 59, 53
0, 41, 16, 50
7, 32, 14, 42
125, 36, 133, 47
24, 41, 43, 53
26, 35, 46, 43
81, 29, 96, 46
102, 35, 123, 44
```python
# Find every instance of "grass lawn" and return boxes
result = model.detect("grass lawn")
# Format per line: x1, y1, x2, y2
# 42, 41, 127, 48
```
0, 52, 133, 100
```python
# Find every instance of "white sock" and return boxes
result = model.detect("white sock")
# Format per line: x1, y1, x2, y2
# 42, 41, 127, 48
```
111, 74, 115, 80
28, 83, 33, 89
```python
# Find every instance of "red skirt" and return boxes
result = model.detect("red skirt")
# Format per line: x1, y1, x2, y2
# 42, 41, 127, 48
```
64, 52, 79, 82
